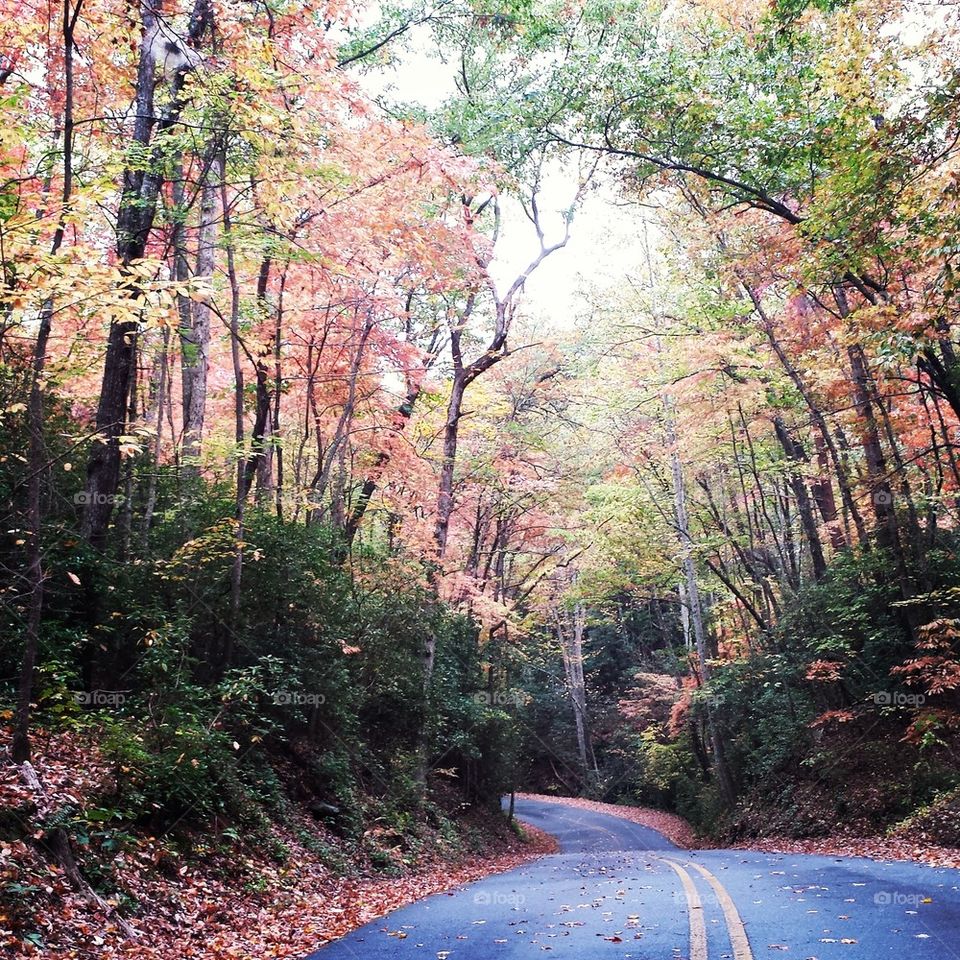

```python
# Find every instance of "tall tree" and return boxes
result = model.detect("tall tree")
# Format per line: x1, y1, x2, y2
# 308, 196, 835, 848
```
81, 0, 213, 546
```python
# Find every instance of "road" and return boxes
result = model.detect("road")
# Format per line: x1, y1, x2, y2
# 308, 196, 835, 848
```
305, 796, 960, 959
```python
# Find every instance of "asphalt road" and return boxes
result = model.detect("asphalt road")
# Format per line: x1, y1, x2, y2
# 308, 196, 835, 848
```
305, 796, 960, 959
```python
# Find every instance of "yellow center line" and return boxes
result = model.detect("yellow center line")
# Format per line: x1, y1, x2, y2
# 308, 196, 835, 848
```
526, 804, 750, 960
659, 857, 708, 960
674, 858, 754, 960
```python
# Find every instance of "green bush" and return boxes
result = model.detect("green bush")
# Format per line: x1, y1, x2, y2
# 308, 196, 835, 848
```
1, 425, 516, 844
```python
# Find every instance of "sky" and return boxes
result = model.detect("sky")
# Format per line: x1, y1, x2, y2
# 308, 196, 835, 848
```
353, 20, 654, 335
488, 183, 653, 332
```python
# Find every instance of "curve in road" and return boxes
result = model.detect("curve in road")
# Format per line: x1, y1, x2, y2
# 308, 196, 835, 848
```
305, 796, 960, 959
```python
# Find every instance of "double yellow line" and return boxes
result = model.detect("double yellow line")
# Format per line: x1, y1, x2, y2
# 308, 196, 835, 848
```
656, 856, 753, 960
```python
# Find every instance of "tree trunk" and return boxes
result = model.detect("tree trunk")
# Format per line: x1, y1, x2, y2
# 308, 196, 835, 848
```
177, 154, 218, 468
433, 370, 467, 562
140, 325, 170, 548
811, 431, 844, 549
13, 0, 77, 760
81, 0, 212, 546
312, 308, 373, 524
19, 762, 137, 940
343, 385, 421, 548
745, 283, 865, 545
846, 343, 900, 549
13, 301, 53, 763
666, 397, 736, 805
557, 604, 597, 781
224, 182, 243, 671
773, 417, 827, 581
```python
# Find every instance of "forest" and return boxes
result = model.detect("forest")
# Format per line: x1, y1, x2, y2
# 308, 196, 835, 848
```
2, 0, 960, 955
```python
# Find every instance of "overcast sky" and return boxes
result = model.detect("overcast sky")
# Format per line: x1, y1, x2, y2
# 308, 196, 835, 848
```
355, 21, 654, 335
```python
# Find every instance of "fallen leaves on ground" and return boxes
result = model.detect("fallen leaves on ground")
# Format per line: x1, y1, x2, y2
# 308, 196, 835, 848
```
731, 834, 960, 869
1, 727, 558, 959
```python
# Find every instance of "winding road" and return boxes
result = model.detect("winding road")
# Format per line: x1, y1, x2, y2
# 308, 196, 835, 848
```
306, 796, 960, 959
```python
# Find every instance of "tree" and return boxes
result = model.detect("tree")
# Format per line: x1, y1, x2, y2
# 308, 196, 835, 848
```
81, 0, 214, 546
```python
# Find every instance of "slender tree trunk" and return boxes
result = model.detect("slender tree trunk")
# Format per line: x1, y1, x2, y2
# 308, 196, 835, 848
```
666, 397, 736, 805
177, 154, 218, 468
919, 341, 960, 425
140, 325, 170, 548
271, 273, 286, 517
434, 370, 467, 561
235, 256, 274, 504
746, 285, 865, 544
431, 186, 579, 564
423, 367, 470, 704
313, 309, 374, 522
738, 404, 793, 589
343, 384, 421, 547
81, 0, 212, 546
420, 189, 581, 783
846, 344, 899, 547
811, 431, 844, 549
557, 604, 597, 781
13, 302, 53, 764
13, 0, 78, 761
224, 180, 243, 671
870, 376, 921, 541
696, 477, 773, 628
117, 350, 139, 562
773, 417, 827, 581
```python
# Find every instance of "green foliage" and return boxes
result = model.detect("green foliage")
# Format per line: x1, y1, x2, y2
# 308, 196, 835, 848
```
512, 539, 960, 837
670, 546, 960, 833
0, 406, 517, 845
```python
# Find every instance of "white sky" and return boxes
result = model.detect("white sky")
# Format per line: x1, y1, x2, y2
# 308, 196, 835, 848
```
354, 22, 651, 335
488, 184, 652, 332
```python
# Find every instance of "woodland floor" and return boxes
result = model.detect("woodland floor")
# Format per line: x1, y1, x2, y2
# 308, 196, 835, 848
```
0, 727, 556, 959
729, 833, 960, 869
